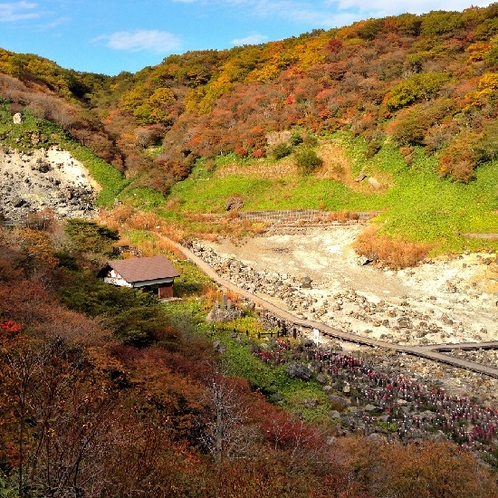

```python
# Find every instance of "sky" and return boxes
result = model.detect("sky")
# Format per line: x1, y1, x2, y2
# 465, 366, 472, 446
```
0, 0, 495, 76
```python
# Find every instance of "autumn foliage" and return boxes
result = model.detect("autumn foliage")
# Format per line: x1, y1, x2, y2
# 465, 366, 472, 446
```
0, 217, 497, 497
353, 225, 432, 269
3, 5, 498, 494
3, 5, 498, 190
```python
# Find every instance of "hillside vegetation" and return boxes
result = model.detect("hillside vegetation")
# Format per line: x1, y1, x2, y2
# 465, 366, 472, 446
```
1, 213, 497, 497
3, 5, 498, 255
4, 6, 498, 495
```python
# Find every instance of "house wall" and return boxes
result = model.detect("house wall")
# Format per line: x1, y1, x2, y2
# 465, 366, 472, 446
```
103, 270, 132, 288
101, 267, 176, 298
158, 282, 174, 299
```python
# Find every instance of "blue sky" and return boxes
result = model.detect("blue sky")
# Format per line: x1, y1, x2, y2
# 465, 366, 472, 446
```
0, 1, 494, 76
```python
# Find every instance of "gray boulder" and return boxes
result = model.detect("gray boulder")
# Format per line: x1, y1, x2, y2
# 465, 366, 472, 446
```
286, 362, 312, 381
300, 276, 313, 289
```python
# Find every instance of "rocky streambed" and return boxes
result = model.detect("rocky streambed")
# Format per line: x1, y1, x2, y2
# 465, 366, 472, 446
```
189, 232, 498, 348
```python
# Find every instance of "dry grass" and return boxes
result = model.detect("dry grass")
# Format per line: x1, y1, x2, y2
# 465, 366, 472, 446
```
201, 286, 222, 307
353, 226, 432, 269
185, 212, 270, 241
316, 144, 392, 193
201, 286, 243, 309
214, 144, 351, 181
214, 157, 296, 179
314, 144, 352, 183
154, 236, 186, 259
99, 205, 188, 259
124, 236, 185, 260
324, 211, 361, 222
154, 223, 187, 244
101, 205, 188, 243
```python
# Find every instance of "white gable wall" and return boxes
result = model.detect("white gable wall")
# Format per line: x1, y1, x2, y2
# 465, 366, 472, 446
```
103, 268, 175, 289
103, 270, 133, 288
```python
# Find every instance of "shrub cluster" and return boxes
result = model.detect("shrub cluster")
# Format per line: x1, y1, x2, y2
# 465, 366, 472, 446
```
294, 148, 323, 175
353, 226, 431, 269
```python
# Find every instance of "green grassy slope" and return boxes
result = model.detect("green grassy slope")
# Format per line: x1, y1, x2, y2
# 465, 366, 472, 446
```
166, 132, 498, 255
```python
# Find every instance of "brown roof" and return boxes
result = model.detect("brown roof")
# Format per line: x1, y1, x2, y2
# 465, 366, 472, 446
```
106, 255, 180, 283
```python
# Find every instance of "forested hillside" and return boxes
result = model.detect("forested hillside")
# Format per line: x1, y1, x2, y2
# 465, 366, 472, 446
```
2, 5, 498, 259
1, 215, 498, 497
3, 5, 498, 191
4, 5, 498, 496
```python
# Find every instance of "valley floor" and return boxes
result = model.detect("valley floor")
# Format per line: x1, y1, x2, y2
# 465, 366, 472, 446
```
200, 223, 498, 405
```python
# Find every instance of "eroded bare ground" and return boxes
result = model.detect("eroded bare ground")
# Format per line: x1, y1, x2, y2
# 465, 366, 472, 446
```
0, 146, 96, 222
201, 224, 498, 404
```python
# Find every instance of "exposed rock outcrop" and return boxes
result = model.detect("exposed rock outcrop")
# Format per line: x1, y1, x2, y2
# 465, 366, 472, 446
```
0, 146, 96, 223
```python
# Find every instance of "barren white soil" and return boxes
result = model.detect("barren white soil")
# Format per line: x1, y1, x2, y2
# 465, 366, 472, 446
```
0, 146, 97, 222
204, 225, 498, 347
200, 225, 498, 403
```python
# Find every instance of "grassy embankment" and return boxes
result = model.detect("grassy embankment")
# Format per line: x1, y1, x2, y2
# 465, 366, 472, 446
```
166, 131, 498, 255
162, 295, 334, 424
49, 125, 498, 261
4, 107, 497, 256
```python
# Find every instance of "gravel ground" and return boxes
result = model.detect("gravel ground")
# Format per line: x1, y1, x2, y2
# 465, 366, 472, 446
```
206, 225, 498, 344
0, 146, 96, 222
202, 224, 498, 405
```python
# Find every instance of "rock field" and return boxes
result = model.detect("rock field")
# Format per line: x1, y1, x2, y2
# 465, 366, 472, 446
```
190, 226, 498, 404
192, 226, 498, 347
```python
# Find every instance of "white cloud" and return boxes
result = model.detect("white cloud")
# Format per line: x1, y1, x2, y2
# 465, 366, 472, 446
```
0, 1, 39, 22
172, 0, 496, 27
40, 16, 68, 30
234, 0, 497, 30
318, 0, 496, 29
232, 33, 269, 45
166, 0, 378, 29
97, 29, 182, 53
330, 0, 492, 15
245, 1, 358, 29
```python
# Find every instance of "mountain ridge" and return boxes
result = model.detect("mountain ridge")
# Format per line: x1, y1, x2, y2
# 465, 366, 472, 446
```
2, 5, 498, 255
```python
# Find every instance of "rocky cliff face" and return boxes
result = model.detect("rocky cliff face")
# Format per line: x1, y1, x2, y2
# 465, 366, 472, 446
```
0, 146, 96, 224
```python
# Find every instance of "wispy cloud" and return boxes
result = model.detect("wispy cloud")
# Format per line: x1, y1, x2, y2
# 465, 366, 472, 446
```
170, 0, 366, 29
232, 33, 269, 45
96, 29, 182, 53
0, 1, 39, 22
330, 0, 491, 15
246, 0, 359, 29
173, 0, 494, 28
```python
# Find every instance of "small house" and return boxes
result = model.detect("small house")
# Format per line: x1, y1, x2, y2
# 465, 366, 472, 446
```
99, 255, 180, 299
